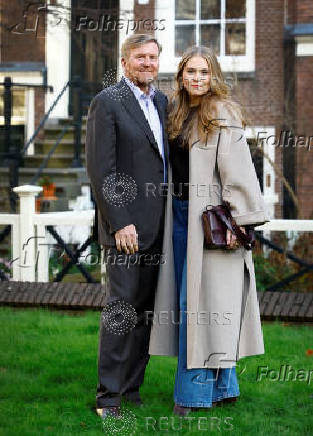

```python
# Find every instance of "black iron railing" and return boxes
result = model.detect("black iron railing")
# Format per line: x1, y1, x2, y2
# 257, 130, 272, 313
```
0, 75, 99, 282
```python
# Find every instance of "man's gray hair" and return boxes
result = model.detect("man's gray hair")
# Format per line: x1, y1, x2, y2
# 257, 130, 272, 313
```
121, 34, 162, 59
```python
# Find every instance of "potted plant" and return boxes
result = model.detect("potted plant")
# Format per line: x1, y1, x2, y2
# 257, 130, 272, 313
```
38, 175, 56, 199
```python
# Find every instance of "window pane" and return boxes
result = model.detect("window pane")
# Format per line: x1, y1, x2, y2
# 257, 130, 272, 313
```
0, 90, 25, 119
175, 25, 196, 56
201, 24, 220, 56
248, 139, 263, 191
201, 0, 220, 19
226, 0, 246, 18
175, 0, 196, 20
226, 23, 245, 55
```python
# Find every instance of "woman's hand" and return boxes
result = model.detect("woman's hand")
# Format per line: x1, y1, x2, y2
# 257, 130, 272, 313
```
226, 226, 246, 249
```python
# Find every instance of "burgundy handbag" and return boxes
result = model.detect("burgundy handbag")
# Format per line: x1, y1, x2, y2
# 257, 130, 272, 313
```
202, 201, 256, 250
201, 130, 256, 251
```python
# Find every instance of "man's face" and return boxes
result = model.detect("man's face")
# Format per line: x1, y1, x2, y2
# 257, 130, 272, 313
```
122, 42, 160, 87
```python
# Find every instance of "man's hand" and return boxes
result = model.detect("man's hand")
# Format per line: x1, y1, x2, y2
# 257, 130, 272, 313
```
115, 224, 138, 254
226, 226, 246, 249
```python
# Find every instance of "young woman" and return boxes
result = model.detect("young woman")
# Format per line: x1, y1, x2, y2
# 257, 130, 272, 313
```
166, 46, 269, 416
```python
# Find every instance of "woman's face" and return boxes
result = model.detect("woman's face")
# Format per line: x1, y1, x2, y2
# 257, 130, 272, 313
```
182, 56, 211, 97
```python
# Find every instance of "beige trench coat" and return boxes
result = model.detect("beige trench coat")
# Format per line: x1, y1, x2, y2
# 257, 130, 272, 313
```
149, 101, 271, 369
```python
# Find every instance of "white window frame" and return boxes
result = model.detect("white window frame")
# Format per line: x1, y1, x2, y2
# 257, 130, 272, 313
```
296, 36, 313, 56
45, 0, 70, 119
245, 126, 278, 220
156, 0, 255, 73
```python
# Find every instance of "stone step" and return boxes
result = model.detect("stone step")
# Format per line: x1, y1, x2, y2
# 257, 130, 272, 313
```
44, 124, 87, 132
41, 127, 87, 141
23, 154, 86, 169
46, 116, 88, 126
32, 138, 86, 155
33, 138, 86, 146
24, 153, 86, 160
0, 167, 89, 187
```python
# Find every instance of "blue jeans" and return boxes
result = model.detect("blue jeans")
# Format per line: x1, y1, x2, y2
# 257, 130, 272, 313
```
172, 196, 240, 407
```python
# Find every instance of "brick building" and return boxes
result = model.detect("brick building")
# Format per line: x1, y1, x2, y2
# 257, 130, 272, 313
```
0, 0, 312, 219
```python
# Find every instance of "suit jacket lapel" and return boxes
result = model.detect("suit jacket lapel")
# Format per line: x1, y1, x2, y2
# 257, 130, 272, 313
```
117, 78, 161, 157
153, 91, 169, 164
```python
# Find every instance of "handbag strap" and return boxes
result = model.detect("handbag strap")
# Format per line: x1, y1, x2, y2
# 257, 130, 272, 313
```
213, 205, 255, 250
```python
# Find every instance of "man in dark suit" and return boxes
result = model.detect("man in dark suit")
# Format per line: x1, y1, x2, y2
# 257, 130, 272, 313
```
85, 34, 168, 418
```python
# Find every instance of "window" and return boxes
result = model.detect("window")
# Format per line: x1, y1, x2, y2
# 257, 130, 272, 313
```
175, 0, 246, 57
0, 89, 26, 123
156, 0, 255, 73
245, 126, 278, 220
247, 137, 263, 192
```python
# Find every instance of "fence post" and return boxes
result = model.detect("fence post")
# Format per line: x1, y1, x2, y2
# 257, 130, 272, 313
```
13, 185, 42, 282
36, 225, 49, 282
3, 77, 12, 157
2, 77, 21, 212
71, 75, 83, 168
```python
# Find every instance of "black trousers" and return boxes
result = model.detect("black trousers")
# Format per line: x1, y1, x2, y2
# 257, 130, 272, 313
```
96, 228, 164, 407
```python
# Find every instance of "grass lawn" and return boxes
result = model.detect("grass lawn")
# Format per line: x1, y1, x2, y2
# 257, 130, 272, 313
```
0, 307, 312, 436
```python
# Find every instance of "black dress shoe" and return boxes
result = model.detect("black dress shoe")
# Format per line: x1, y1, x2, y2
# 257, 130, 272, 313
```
96, 406, 121, 418
222, 396, 238, 404
212, 401, 222, 407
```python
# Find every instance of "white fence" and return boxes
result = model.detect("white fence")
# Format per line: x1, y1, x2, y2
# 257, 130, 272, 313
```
0, 185, 100, 282
0, 185, 313, 283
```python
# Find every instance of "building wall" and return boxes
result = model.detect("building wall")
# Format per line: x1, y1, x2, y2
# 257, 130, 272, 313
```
296, 0, 313, 24
292, 0, 313, 219
0, 1, 45, 63
0, 0, 46, 139
240, 0, 285, 219
134, 0, 155, 33
295, 56, 313, 219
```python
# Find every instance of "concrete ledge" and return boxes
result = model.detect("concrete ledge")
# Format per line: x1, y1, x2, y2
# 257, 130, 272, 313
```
0, 281, 106, 310
0, 282, 312, 321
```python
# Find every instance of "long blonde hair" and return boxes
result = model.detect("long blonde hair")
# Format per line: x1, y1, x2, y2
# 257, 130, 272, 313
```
167, 46, 245, 148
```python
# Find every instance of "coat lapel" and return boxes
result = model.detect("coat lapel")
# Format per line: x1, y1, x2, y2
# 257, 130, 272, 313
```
153, 91, 169, 163
117, 77, 163, 159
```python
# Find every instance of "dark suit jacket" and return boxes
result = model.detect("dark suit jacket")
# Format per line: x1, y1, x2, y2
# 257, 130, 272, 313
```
85, 77, 169, 250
